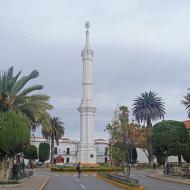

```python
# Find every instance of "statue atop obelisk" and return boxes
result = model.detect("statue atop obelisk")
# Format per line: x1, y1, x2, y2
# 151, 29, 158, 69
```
77, 22, 97, 164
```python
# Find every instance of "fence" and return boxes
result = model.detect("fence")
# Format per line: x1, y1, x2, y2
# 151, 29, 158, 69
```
164, 163, 190, 178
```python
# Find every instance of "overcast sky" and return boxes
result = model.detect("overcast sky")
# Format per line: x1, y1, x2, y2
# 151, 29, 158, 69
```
1, 0, 190, 140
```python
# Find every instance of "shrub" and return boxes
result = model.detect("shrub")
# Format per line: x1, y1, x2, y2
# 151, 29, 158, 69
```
24, 145, 38, 160
51, 166, 122, 172
39, 143, 50, 163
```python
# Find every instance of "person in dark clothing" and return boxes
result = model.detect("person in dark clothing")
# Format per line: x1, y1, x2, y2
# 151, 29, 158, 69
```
76, 162, 81, 178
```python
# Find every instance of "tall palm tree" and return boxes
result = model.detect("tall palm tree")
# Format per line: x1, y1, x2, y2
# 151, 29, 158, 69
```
132, 91, 165, 127
0, 67, 53, 180
182, 89, 190, 118
0, 67, 53, 130
132, 91, 165, 164
42, 117, 64, 163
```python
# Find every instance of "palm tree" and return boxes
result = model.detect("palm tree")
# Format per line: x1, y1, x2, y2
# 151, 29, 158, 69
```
132, 91, 165, 164
42, 117, 64, 163
0, 67, 53, 180
182, 89, 190, 118
132, 91, 165, 127
0, 66, 53, 130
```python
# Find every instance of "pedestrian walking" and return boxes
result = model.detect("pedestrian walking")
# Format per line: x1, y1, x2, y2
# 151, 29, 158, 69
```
76, 162, 81, 178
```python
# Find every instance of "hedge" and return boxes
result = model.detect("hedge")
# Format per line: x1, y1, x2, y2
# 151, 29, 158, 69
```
51, 166, 122, 172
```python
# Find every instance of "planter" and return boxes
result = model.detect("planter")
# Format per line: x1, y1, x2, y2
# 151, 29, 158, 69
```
97, 173, 144, 190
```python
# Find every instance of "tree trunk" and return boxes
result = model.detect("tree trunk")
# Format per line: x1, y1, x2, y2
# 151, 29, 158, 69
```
0, 156, 7, 181
121, 162, 130, 178
5, 157, 13, 181
148, 148, 154, 165
0, 156, 14, 181
178, 154, 182, 167
147, 127, 153, 165
50, 137, 54, 163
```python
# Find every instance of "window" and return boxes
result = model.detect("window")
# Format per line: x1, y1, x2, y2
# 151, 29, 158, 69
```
66, 148, 70, 155
66, 157, 70, 163
90, 154, 94, 158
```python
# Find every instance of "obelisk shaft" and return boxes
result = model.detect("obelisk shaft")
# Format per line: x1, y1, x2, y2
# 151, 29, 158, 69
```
77, 23, 97, 164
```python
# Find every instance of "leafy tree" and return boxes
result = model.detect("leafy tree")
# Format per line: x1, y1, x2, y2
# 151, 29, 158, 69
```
157, 155, 167, 165
106, 106, 140, 177
42, 117, 64, 163
0, 66, 53, 131
0, 111, 30, 181
182, 138, 190, 164
24, 145, 38, 161
152, 120, 188, 165
0, 67, 52, 180
132, 91, 165, 164
39, 143, 50, 164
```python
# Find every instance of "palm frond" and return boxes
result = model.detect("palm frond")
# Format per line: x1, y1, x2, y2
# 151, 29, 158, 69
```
10, 70, 39, 96
19, 85, 43, 96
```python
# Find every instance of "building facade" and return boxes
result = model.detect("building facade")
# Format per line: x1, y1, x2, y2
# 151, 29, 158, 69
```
31, 137, 109, 164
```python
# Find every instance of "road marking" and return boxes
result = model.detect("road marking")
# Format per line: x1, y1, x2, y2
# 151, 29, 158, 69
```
80, 184, 86, 189
55, 174, 59, 177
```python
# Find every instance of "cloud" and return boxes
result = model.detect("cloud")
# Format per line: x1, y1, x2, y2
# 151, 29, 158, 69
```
0, 0, 190, 140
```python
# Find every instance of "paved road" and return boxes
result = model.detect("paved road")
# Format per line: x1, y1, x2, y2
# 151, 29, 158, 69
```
36, 170, 190, 190
131, 170, 190, 190
44, 173, 121, 190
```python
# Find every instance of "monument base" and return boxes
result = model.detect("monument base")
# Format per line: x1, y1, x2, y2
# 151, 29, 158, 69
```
77, 142, 97, 164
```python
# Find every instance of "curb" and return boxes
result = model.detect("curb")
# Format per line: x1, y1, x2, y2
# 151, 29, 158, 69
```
147, 173, 190, 185
37, 176, 51, 190
96, 174, 144, 190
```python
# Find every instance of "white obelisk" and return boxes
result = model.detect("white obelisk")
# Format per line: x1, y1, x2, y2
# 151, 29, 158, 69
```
77, 22, 97, 164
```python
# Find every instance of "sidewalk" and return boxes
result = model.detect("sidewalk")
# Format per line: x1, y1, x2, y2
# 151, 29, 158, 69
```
0, 175, 51, 190
147, 170, 190, 185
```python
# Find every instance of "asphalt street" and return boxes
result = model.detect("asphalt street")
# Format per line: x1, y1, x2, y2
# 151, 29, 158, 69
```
37, 170, 190, 190
131, 170, 190, 190
44, 173, 121, 190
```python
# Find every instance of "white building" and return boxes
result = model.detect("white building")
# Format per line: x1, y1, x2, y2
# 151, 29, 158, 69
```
31, 137, 109, 164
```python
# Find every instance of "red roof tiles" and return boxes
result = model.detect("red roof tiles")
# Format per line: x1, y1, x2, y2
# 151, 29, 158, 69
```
183, 120, 190, 129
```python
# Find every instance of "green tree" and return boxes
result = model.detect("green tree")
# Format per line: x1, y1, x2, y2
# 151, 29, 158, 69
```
42, 117, 64, 163
0, 111, 30, 181
0, 67, 52, 180
157, 155, 167, 166
132, 91, 165, 164
0, 66, 53, 131
182, 137, 190, 164
24, 145, 38, 161
152, 120, 188, 165
107, 106, 140, 177
39, 143, 50, 164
